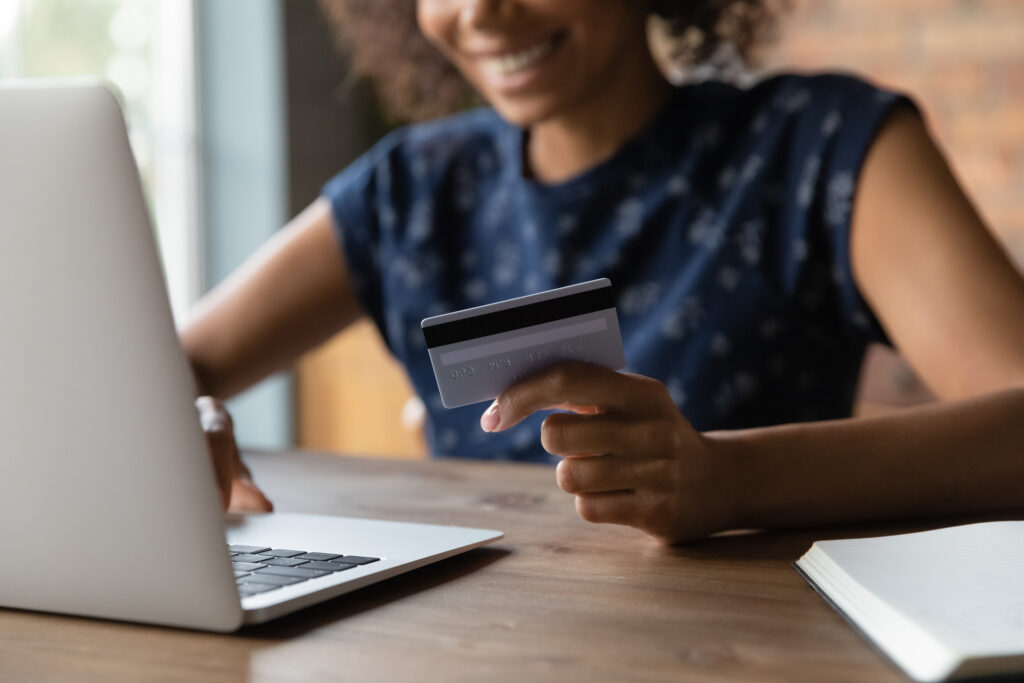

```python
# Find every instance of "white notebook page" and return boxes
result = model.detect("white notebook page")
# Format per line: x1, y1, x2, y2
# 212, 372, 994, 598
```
815, 521, 1024, 655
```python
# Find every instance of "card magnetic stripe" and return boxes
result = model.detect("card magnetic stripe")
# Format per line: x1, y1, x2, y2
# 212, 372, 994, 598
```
422, 287, 615, 349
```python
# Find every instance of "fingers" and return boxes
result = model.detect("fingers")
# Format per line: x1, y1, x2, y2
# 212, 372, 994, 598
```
195, 396, 273, 513
197, 397, 236, 508
478, 365, 718, 541
229, 478, 274, 513
209, 434, 236, 509
556, 454, 645, 494
482, 361, 672, 432
573, 491, 637, 526
541, 411, 662, 457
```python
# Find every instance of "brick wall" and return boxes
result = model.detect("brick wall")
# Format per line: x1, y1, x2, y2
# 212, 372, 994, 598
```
761, 0, 1024, 262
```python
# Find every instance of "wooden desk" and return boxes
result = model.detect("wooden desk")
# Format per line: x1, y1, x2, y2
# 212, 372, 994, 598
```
0, 450, 932, 682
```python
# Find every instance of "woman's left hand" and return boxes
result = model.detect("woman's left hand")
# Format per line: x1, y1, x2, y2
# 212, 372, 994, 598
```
480, 361, 737, 544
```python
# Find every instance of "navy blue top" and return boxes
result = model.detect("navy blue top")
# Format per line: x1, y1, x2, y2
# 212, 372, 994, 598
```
323, 73, 914, 463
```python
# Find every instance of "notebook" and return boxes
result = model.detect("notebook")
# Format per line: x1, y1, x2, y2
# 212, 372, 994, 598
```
795, 521, 1024, 682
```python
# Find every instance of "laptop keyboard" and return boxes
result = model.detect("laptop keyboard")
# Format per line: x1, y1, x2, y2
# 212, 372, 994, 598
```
229, 544, 380, 597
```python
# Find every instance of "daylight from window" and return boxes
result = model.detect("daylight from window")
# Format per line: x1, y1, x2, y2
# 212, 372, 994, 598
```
0, 0, 200, 322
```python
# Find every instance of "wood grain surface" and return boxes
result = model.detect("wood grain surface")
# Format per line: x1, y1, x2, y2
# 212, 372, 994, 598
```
0, 449, 965, 682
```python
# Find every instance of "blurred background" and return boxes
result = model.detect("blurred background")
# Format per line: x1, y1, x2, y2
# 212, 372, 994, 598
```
2, 0, 1022, 457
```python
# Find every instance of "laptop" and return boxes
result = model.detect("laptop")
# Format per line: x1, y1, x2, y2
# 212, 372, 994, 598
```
0, 81, 502, 632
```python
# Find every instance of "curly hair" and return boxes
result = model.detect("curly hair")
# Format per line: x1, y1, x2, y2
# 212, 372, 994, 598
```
319, 0, 786, 123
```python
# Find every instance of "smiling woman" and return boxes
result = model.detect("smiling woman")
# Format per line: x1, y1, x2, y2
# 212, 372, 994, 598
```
182, 0, 1024, 544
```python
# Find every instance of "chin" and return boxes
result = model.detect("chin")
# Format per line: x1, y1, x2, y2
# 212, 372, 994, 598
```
487, 95, 566, 129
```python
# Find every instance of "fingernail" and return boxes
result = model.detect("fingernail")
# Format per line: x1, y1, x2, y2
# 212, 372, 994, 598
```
480, 401, 501, 432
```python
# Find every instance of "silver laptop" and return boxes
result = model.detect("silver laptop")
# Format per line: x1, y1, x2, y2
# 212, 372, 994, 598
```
0, 81, 502, 631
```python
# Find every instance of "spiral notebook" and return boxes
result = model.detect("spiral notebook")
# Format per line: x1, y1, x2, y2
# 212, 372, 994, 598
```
795, 521, 1024, 682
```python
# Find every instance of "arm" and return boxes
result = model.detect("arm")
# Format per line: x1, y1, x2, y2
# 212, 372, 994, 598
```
180, 198, 365, 398
717, 107, 1024, 531
482, 109, 1024, 542
181, 198, 365, 512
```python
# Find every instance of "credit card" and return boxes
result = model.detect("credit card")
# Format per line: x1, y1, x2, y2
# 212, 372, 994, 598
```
421, 278, 626, 408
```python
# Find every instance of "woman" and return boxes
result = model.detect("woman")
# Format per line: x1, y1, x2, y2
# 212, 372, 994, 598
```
184, 0, 1024, 543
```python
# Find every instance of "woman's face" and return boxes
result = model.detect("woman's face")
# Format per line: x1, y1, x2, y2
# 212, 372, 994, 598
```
417, 0, 653, 126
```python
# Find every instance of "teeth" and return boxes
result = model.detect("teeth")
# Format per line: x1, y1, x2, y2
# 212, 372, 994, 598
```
480, 38, 556, 77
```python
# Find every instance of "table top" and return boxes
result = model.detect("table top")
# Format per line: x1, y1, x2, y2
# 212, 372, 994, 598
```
1, 449, 949, 682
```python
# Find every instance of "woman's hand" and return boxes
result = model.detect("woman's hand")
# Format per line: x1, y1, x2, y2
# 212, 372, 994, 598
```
480, 362, 736, 543
195, 396, 274, 513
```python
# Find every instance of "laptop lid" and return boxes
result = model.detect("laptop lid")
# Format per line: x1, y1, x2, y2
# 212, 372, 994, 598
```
0, 82, 243, 631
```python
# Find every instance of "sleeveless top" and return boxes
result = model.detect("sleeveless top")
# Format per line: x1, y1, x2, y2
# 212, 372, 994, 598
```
322, 73, 914, 463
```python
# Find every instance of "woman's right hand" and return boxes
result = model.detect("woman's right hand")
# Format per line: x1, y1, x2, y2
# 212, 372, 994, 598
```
195, 396, 274, 513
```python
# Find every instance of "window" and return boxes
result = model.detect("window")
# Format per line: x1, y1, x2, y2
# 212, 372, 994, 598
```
0, 0, 201, 322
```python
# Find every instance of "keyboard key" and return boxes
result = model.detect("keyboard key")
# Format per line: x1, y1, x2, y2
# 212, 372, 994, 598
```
229, 545, 270, 554
262, 557, 309, 567
337, 556, 380, 565
239, 584, 279, 596
302, 561, 355, 572
240, 573, 304, 587
233, 553, 272, 563
255, 566, 331, 579
294, 552, 341, 561
233, 570, 252, 578
231, 561, 268, 572
262, 549, 306, 558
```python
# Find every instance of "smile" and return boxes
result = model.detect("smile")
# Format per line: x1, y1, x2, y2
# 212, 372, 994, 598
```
476, 33, 565, 78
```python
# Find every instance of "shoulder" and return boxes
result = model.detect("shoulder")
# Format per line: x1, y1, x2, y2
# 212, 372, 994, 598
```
755, 71, 896, 101
323, 106, 507, 215
682, 71, 910, 134
741, 71, 904, 112
365, 106, 508, 174
662, 72, 913, 206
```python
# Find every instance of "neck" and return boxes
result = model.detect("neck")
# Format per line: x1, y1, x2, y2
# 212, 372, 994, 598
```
526, 48, 672, 184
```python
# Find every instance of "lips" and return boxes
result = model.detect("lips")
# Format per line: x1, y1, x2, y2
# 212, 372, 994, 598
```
472, 32, 566, 79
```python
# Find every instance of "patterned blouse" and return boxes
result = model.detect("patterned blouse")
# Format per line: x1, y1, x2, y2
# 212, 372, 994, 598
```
323, 73, 914, 463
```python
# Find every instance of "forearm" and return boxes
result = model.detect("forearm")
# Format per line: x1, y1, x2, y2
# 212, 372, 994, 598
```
181, 282, 355, 399
180, 199, 364, 399
708, 388, 1024, 531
